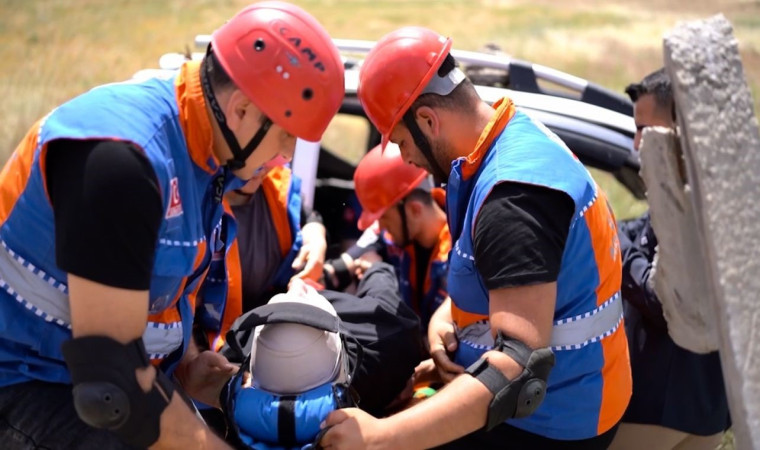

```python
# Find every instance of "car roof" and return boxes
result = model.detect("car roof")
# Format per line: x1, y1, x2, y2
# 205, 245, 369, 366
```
141, 36, 645, 199
329, 38, 644, 198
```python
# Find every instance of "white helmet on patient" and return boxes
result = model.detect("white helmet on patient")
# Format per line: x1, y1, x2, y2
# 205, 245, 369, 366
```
249, 286, 344, 394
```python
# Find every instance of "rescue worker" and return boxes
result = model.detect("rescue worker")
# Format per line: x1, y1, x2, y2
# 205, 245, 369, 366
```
609, 68, 730, 450
193, 155, 328, 432
194, 156, 327, 434
321, 26, 631, 449
347, 143, 450, 331
0, 3, 344, 449
199, 155, 327, 339
195, 153, 422, 440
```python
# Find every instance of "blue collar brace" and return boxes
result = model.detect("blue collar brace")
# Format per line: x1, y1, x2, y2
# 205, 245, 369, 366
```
222, 302, 362, 449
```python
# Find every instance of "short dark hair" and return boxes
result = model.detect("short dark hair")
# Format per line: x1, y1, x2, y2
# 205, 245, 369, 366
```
625, 68, 673, 108
404, 188, 434, 206
205, 48, 234, 92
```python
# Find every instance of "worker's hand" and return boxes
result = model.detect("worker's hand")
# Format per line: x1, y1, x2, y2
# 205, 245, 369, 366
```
648, 245, 659, 293
383, 375, 415, 414
320, 408, 394, 450
292, 222, 327, 282
353, 251, 382, 280
176, 350, 237, 408
412, 358, 442, 386
428, 313, 464, 383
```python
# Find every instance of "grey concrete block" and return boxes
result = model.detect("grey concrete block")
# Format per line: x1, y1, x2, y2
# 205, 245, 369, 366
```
664, 13, 760, 449
638, 127, 719, 354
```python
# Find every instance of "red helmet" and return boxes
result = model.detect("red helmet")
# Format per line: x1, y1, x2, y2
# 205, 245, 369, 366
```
211, 2, 344, 142
358, 27, 452, 148
354, 143, 428, 230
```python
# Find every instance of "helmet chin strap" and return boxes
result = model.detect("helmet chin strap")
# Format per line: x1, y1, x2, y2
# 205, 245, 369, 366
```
402, 111, 449, 184
201, 46, 273, 171
396, 200, 411, 248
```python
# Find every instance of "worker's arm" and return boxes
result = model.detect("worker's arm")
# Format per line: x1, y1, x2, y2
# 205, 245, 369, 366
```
173, 334, 237, 409
322, 182, 572, 449
323, 225, 387, 289
427, 296, 465, 382
291, 220, 328, 282
617, 214, 667, 329
47, 139, 230, 449
68, 277, 232, 450
320, 282, 556, 450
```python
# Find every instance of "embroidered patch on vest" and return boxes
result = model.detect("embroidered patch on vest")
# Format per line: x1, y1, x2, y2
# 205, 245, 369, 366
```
166, 178, 183, 218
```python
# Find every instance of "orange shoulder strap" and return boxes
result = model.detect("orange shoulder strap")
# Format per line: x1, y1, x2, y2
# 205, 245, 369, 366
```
261, 166, 294, 257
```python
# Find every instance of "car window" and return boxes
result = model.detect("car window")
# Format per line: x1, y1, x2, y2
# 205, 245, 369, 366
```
320, 113, 371, 165
587, 167, 648, 221
316, 109, 647, 222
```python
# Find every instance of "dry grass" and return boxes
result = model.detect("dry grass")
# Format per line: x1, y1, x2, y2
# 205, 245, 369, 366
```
2, 0, 756, 219
1, 0, 757, 162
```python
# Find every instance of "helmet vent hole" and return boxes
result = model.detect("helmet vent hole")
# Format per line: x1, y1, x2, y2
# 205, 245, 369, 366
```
254, 38, 266, 52
285, 110, 292, 117
302, 88, 313, 101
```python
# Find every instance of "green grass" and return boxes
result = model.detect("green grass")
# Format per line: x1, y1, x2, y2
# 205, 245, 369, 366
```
719, 430, 735, 450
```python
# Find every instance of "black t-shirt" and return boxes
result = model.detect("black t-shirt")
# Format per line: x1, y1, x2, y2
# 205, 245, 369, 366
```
45, 139, 163, 290
473, 182, 575, 290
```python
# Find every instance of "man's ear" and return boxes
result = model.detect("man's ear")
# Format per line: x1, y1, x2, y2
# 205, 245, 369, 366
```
405, 198, 424, 217
415, 106, 440, 138
223, 89, 250, 131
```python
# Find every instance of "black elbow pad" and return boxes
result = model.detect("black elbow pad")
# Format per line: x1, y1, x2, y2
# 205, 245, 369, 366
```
62, 336, 174, 448
465, 332, 555, 430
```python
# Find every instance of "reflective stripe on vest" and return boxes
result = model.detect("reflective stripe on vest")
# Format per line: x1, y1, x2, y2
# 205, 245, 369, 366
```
0, 239, 184, 359
551, 292, 622, 351
456, 293, 623, 352
0, 240, 70, 327
144, 321, 184, 360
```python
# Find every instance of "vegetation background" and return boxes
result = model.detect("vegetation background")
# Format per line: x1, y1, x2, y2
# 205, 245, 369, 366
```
0, 0, 757, 444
